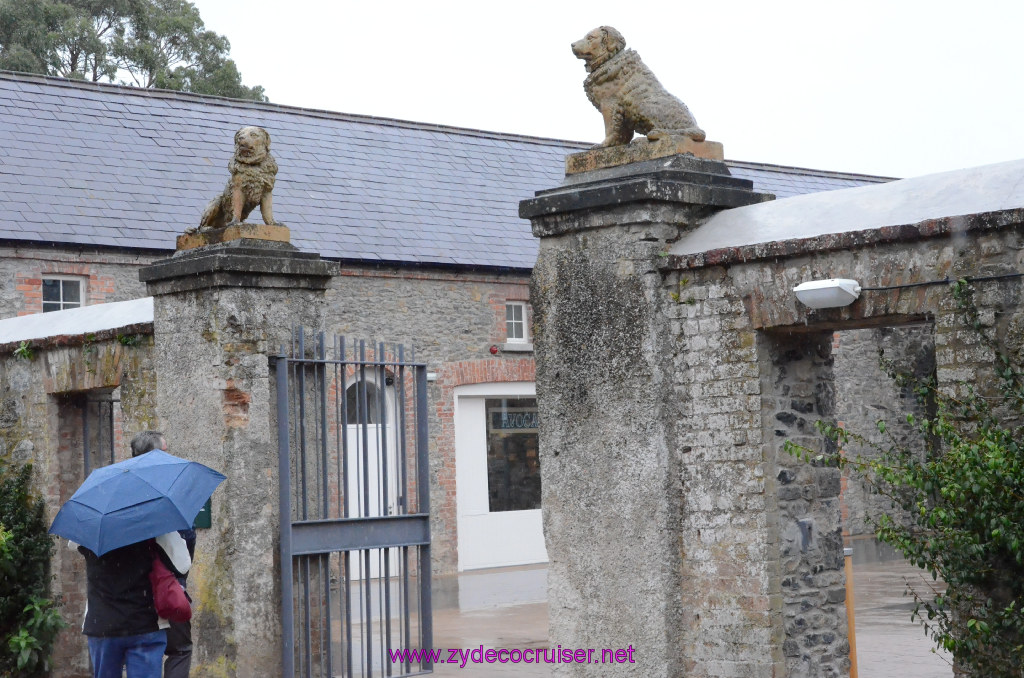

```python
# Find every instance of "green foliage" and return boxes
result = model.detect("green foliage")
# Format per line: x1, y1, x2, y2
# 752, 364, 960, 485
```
0, 0, 266, 100
785, 279, 1024, 677
0, 462, 66, 678
13, 341, 33, 361
116, 332, 142, 346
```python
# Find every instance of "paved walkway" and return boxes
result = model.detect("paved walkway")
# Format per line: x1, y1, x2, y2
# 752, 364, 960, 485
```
852, 557, 952, 677
428, 542, 952, 677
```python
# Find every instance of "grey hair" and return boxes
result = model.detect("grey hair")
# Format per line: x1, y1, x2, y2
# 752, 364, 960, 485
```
130, 430, 166, 457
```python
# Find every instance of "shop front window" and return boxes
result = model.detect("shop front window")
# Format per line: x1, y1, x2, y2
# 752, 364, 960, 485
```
485, 397, 540, 512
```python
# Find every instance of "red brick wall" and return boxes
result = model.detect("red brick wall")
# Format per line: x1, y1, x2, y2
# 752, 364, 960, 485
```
15, 263, 116, 316
50, 394, 90, 678
486, 283, 532, 345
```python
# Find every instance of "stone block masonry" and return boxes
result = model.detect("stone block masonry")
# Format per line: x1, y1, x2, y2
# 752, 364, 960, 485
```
0, 329, 158, 678
524, 150, 1024, 677
524, 152, 777, 677
660, 202, 1024, 676
141, 238, 337, 677
832, 326, 934, 536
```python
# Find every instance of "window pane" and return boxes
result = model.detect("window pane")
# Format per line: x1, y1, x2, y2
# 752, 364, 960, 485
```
42, 279, 61, 302
506, 303, 525, 341
42, 302, 61, 313
485, 398, 540, 512
62, 280, 81, 303
345, 381, 381, 425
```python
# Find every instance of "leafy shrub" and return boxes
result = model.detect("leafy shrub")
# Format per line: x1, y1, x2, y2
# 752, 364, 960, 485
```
786, 280, 1024, 677
0, 460, 66, 677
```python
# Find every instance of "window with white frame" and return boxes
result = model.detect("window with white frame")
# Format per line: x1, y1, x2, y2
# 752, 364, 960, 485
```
42, 278, 83, 312
505, 302, 527, 343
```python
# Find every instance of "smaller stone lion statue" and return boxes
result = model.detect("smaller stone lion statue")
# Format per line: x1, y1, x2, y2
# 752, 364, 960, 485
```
572, 26, 706, 148
192, 125, 279, 232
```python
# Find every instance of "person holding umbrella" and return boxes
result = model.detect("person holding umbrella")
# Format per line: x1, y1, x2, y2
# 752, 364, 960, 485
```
130, 431, 195, 678
50, 432, 225, 678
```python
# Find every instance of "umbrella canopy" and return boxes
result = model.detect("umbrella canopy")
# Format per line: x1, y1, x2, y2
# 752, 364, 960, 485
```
50, 450, 225, 556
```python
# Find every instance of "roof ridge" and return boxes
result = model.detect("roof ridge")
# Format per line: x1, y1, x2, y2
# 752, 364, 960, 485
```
0, 69, 593, 151
725, 158, 897, 182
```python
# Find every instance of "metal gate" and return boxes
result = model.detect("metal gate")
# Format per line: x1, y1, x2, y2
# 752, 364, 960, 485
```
275, 331, 433, 677
82, 389, 119, 474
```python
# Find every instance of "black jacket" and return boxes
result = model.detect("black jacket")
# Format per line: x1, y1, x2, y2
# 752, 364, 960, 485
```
79, 541, 159, 637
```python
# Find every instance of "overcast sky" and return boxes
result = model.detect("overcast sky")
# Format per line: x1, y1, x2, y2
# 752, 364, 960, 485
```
189, 0, 1024, 179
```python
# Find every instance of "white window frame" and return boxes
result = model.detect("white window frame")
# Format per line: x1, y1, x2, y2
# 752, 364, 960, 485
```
41, 276, 85, 313
505, 302, 528, 344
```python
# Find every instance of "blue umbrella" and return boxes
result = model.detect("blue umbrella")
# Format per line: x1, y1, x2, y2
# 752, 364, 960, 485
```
49, 450, 226, 556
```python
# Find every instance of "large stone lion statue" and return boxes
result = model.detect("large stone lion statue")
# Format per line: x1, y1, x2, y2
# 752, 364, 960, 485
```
193, 125, 279, 231
572, 26, 706, 148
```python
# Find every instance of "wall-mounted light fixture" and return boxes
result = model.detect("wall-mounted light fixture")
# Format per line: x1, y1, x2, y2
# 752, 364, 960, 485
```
793, 279, 862, 309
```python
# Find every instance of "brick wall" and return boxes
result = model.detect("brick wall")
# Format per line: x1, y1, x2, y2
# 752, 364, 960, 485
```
0, 245, 154, 319
668, 212, 1024, 677
0, 332, 156, 678
50, 394, 90, 677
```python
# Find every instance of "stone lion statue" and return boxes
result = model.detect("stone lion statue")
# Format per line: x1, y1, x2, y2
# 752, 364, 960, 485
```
192, 125, 279, 232
572, 26, 706, 148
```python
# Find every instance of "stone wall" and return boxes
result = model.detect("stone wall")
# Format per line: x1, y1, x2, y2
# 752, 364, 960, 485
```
663, 209, 1024, 677
0, 244, 153, 318
661, 264, 843, 676
759, 330, 847, 677
531, 207, 689, 678
0, 244, 536, 576
148, 278, 327, 677
0, 329, 157, 678
324, 266, 534, 573
526, 145, 1024, 677
832, 326, 934, 535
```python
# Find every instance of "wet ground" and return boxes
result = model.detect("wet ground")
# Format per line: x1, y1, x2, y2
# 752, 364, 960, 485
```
428, 537, 952, 677
849, 537, 952, 678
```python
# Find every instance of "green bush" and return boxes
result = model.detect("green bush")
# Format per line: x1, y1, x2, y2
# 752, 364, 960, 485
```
786, 280, 1024, 677
0, 460, 66, 677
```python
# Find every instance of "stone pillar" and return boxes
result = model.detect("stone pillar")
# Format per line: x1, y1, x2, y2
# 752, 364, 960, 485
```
139, 229, 336, 676
520, 146, 770, 676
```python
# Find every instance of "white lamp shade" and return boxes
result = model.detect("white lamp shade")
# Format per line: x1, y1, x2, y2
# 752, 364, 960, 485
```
793, 279, 862, 309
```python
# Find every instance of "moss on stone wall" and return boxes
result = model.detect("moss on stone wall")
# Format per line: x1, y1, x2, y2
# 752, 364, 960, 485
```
189, 655, 237, 678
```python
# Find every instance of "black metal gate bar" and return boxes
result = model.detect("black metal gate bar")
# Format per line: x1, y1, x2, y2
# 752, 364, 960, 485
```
276, 352, 295, 678
276, 333, 433, 678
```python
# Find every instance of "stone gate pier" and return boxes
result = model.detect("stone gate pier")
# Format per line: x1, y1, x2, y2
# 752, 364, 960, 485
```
522, 144, 1024, 677
140, 226, 337, 676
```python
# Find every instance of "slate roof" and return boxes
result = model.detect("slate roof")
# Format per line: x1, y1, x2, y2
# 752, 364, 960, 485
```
0, 71, 893, 270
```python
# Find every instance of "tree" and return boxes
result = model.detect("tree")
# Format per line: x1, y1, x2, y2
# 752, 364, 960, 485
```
0, 0, 266, 101
0, 461, 66, 677
786, 280, 1024, 677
